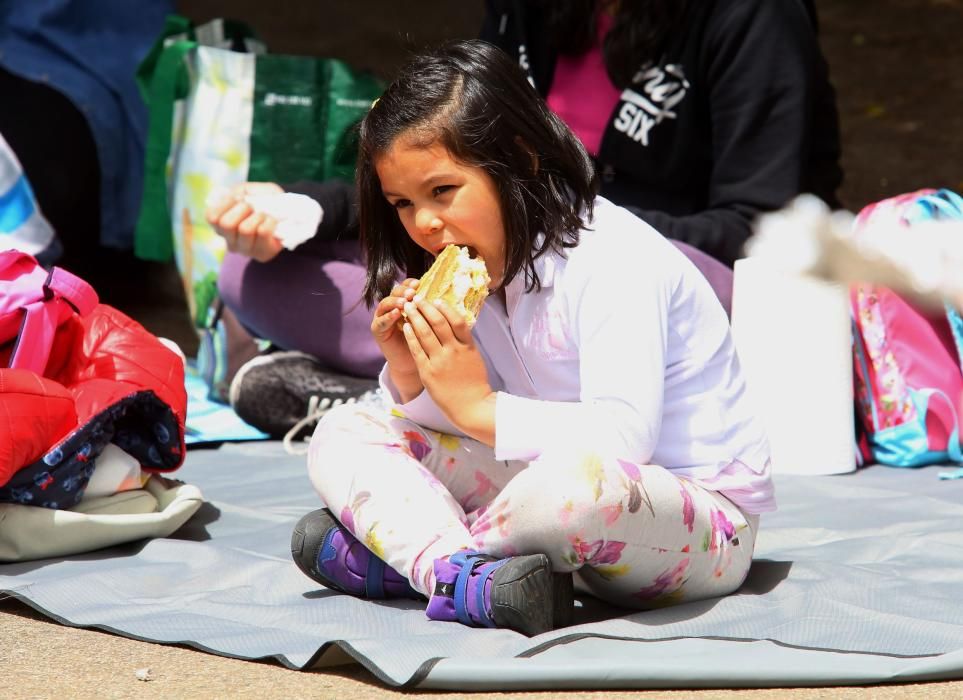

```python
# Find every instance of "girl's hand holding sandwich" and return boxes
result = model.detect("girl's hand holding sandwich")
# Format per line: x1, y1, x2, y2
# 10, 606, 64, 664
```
402, 296, 496, 446
371, 278, 423, 402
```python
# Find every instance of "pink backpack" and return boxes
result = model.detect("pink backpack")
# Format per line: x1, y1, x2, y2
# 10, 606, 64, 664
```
850, 189, 963, 478
0, 250, 98, 376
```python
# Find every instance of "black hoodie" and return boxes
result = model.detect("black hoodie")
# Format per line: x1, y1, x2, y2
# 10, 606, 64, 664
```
481, 0, 843, 266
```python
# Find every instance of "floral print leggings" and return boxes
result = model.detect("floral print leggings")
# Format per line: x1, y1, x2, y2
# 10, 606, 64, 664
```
307, 403, 758, 610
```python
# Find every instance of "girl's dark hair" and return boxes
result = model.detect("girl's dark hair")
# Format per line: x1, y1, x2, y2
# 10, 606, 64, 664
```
548, 0, 693, 88
357, 39, 598, 305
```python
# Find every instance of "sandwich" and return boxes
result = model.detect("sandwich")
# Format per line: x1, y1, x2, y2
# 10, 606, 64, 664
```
404, 244, 490, 327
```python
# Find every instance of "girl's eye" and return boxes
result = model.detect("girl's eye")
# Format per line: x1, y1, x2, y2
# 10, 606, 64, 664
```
433, 185, 454, 197
391, 198, 411, 210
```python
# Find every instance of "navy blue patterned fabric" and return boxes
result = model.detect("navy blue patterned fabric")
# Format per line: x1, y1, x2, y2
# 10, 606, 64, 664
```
0, 390, 181, 509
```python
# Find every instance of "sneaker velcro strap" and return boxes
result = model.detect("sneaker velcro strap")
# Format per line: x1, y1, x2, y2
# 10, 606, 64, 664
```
365, 555, 386, 598
473, 561, 503, 628
451, 551, 501, 628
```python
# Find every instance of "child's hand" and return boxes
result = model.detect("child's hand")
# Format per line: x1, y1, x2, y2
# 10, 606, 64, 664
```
206, 182, 284, 262
402, 297, 495, 443
372, 279, 423, 401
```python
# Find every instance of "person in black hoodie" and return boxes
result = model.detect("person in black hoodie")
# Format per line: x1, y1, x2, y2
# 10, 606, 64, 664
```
480, 0, 844, 267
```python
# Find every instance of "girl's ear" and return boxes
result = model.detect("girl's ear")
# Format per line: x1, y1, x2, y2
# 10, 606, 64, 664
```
514, 135, 539, 176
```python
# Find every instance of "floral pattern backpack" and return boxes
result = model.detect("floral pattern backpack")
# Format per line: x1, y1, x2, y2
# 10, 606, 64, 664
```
850, 189, 963, 478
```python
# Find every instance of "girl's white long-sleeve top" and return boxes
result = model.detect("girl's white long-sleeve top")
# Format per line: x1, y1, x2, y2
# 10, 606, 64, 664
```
381, 196, 774, 512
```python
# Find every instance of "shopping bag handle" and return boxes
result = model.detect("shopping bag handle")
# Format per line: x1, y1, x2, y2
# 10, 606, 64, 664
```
135, 14, 195, 102
133, 38, 196, 262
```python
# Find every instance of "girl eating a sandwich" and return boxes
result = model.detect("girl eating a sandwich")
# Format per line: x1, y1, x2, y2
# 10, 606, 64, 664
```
293, 39, 774, 637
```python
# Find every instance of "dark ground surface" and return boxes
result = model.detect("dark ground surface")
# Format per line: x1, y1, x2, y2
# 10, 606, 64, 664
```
61, 0, 963, 356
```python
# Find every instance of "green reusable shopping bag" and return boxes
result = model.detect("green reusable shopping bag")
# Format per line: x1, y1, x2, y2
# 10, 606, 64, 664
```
134, 16, 383, 326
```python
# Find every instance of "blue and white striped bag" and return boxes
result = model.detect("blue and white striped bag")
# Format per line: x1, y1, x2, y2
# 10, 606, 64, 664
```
0, 132, 60, 266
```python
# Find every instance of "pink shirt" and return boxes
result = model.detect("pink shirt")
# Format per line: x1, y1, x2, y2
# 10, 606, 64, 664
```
545, 11, 622, 156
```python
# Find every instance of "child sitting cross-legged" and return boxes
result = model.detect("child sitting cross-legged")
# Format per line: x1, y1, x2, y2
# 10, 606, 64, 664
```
290, 39, 774, 636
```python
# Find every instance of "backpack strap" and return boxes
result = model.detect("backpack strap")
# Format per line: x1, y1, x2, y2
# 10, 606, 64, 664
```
925, 388, 963, 480
8, 299, 60, 374
7, 264, 98, 375
44, 266, 98, 315
907, 387, 963, 480
945, 303, 963, 371
915, 388, 963, 463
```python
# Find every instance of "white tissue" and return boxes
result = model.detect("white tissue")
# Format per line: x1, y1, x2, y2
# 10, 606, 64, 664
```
205, 188, 323, 250
244, 192, 323, 250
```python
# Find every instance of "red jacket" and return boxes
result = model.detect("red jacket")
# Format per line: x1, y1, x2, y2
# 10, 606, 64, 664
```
0, 304, 186, 509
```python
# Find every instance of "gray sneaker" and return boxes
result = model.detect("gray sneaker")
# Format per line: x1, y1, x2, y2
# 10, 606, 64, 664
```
228, 351, 379, 440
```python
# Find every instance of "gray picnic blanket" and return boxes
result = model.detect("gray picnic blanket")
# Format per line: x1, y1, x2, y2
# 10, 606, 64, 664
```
2, 441, 962, 690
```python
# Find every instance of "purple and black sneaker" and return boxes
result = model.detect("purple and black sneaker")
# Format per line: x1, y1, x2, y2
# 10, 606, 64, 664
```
426, 550, 574, 636
290, 508, 422, 599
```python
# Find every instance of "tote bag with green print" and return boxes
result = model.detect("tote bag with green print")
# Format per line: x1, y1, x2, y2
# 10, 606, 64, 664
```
134, 16, 383, 326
